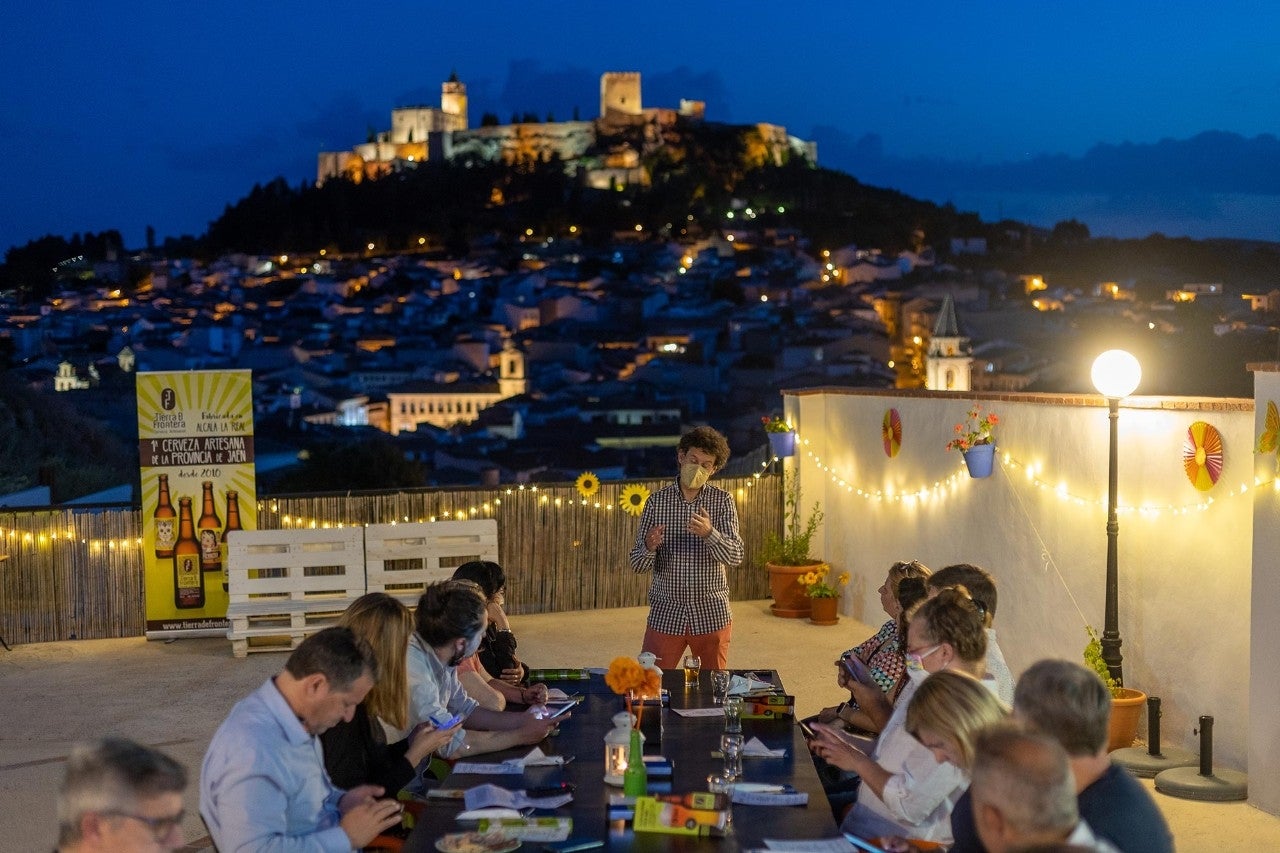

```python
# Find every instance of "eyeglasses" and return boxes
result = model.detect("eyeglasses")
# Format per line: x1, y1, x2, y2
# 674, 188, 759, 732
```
101, 809, 185, 840
906, 643, 943, 662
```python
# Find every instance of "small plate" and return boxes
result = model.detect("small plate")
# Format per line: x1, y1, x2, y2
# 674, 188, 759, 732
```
435, 830, 521, 853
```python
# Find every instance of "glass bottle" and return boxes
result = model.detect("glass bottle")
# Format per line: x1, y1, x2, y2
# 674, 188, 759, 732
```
197, 480, 222, 573
152, 474, 177, 558
173, 497, 204, 609
220, 490, 242, 592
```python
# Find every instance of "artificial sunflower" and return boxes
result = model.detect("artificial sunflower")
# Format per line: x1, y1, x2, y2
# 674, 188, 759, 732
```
619, 483, 651, 516
575, 471, 600, 498
606, 655, 662, 723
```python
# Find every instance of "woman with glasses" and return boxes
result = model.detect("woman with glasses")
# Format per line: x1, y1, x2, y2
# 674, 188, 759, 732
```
816, 560, 932, 735
810, 586, 989, 845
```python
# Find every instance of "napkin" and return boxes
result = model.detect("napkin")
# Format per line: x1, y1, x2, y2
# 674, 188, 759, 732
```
728, 674, 774, 696
456, 807, 523, 820
506, 747, 566, 768
463, 783, 573, 811
743, 736, 787, 758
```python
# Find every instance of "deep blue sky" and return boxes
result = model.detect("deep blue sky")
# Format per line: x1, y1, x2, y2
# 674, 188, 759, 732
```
4, 2, 1278, 253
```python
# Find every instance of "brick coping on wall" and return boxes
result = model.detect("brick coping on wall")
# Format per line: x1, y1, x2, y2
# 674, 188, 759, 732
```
785, 386, 1253, 413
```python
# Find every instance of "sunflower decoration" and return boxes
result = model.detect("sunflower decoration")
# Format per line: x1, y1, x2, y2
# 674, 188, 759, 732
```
882, 408, 902, 458
619, 483, 651, 516
606, 656, 663, 724
1257, 400, 1279, 455
1183, 420, 1224, 492
575, 471, 600, 499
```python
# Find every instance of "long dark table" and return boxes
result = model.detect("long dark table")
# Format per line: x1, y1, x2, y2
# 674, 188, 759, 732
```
404, 668, 839, 851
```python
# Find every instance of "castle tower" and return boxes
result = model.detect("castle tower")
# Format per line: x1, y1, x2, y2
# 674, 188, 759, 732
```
441, 71, 468, 130
600, 72, 642, 119
498, 340, 527, 399
925, 293, 973, 391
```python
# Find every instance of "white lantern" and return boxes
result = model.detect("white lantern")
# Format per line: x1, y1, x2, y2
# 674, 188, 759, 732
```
603, 711, 642, 785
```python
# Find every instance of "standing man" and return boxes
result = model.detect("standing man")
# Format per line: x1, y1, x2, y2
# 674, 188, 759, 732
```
629, 425, 744, 669
201, 626, 404, 852
56, 737, 188, 853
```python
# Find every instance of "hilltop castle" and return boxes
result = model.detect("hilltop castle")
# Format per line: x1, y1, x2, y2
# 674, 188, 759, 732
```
317, 71, 816, 189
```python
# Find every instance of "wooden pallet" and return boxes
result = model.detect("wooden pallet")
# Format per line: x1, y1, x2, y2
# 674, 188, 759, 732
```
364, 520, 499, 609
224, 527, 366, 657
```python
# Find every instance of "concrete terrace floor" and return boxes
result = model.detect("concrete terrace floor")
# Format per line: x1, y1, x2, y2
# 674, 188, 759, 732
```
0, 600, 1273, 852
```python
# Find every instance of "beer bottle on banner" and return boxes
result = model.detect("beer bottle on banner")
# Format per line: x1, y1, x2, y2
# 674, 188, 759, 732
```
173, 497, 204, 609
153, 473, 177, 558
197, 480, 222, 573
220, 490, 242, 592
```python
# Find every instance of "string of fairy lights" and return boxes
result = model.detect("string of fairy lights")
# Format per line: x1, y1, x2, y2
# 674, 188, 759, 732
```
790, 431, 1279, 517
3, 431, 1276, 549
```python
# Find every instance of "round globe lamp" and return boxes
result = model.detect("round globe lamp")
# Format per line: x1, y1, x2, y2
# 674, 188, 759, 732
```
1091, 349, 1141, 399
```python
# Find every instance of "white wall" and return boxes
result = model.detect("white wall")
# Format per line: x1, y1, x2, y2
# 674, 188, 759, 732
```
1249, 367, 1280, 813
786, 388, 1255, 773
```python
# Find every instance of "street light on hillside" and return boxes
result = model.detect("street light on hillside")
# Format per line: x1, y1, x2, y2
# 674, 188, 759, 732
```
1091, 349, 1142, 684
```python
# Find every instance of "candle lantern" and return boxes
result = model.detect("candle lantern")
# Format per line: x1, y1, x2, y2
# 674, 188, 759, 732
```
603, 711, 642, 785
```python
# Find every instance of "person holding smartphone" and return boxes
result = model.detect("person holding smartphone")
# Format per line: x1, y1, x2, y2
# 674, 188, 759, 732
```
321, 593, 457, 793
817, 560, 932, 734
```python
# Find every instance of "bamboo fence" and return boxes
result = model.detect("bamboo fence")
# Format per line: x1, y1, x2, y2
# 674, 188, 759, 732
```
0, 474, 782, 646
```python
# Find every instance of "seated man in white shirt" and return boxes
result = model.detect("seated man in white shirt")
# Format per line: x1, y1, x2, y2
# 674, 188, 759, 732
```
201, 627, 404, 852
970, 724, 1118, 853
406, 580, 561, 759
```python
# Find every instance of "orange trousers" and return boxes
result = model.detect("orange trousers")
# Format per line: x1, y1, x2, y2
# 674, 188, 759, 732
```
642, 623, 732, 670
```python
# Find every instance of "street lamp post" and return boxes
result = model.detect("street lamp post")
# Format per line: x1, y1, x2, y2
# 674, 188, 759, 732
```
1090, 349, 1142, 685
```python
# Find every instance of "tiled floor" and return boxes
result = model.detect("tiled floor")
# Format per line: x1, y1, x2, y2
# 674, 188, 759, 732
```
1, 600, 1274, 851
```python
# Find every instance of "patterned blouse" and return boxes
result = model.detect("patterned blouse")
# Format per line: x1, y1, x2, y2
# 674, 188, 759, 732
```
845, 618, 909, 705
628, 481, 745, 635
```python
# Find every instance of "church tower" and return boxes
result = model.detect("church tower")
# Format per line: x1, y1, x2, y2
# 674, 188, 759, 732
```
441, 71, 468, 130
498, 340, 527, 399
925, 293, 973, 391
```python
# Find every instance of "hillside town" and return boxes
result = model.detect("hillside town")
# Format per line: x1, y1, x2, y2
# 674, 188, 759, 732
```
5, 211, 1276, 505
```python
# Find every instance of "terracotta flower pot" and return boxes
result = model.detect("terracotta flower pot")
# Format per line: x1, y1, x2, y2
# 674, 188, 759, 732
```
1108, 687, 1147, 751
809, 596, 839, 625
766, 561, 823, 618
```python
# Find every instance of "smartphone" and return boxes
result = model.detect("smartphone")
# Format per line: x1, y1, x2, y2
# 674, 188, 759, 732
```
428, 712, 464, 730
843, 833, 889, 853
798, 719, 817, 740
538, 701, 575, 719
840, 654, 871, 684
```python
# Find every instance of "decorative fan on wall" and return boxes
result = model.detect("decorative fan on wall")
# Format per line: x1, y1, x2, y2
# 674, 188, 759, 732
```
1183, 421, 1224, 492
882, 408, 902, 458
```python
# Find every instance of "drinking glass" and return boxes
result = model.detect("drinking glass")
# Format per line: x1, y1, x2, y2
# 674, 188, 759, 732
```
720, 732, 744, 780
723, 696, 743, 733
710, 669, 731, 704
682, 654, 702, 687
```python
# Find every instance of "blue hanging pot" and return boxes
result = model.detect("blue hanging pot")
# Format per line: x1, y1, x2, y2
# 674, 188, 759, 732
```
963, 443, 996, 478
768, 430, 797, 458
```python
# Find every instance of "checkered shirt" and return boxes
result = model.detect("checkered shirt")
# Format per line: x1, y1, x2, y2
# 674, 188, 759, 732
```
628, 480, 745, 635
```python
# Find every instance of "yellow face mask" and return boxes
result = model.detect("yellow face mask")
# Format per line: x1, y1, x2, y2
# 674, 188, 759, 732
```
680, 462, 710, 490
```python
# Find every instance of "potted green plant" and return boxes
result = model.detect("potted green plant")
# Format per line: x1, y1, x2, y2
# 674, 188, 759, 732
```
1085, 626, 1147, 751
761, 473, 825, 618
762, 414, 797, 458
946, 404, 1000, 478
797, 566, 849, 625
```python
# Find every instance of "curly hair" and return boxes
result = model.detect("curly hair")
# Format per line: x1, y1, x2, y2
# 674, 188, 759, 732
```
678, 425, 731, 468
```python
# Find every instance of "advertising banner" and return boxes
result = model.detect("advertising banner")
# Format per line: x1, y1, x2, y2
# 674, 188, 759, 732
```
137, 370, 256, 637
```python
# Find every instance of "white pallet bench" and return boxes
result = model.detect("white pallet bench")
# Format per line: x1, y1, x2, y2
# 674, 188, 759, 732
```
364, 520, 499, 609
225, 527, 366, 658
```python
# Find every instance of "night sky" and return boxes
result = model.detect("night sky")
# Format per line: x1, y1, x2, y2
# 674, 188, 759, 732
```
3, 1, 1278, 253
